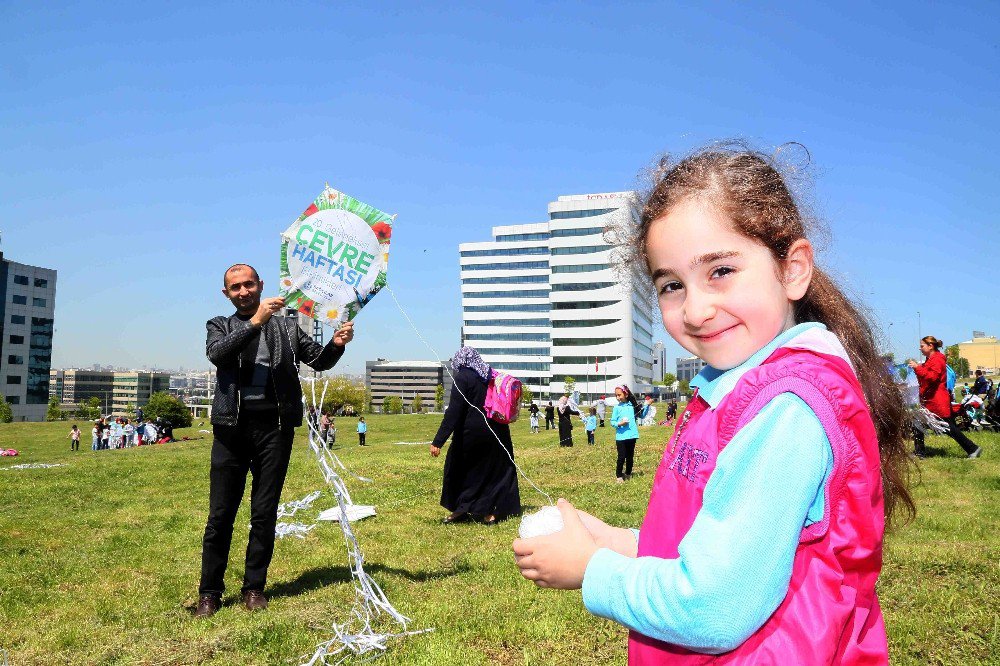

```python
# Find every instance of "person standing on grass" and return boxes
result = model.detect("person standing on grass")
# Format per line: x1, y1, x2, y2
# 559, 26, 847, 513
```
91, 422, 100, 451
584, 408, 598, 445
557, 395, 579, 447
611, 385, 639, 481
909, 335, 982, 459
357, 417, 367, 446
544, 401, 555, 430
596, 395, 607, 427
194, 263, 355, 619
69, 425, 81, 451
320, 411, 331, 444
529, 409, 540, 434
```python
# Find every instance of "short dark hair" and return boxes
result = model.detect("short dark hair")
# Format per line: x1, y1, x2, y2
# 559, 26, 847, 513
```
223, 263, 260, 286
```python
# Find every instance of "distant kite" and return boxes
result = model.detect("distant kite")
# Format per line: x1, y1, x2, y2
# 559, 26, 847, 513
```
280, 185, 393, 327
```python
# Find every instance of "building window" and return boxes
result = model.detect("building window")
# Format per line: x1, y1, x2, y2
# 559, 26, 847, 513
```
490, 361, 551, 371
495, 232, 551, 242
464, 332, 550, 342
5, 395, 19, 404
552, 319, 619, 328
460, 247, 548, 258
461, 261, 549, 271
34, 278, 48, 288
13, 275, 28, 285
552, 301, 617, 310
32, 298, 46, 307
464, 319, 550, 328
551, 264, 610, 274
549, 208, 617, 220
550, 245, 609, 255
6, 376, 22, 384
477, 348, 550, 357
8, 355, 23, 365
462, 275, 548, 285
553, 356, 621, 365
10, 315, 25, 324
462, 289, 550, 299
12, 295, 26, 305
550, 227, 606, 237
9, 335, 24, 344
551, 282, 617, 292
552, 338, 620, 346
465, 304, 550, 313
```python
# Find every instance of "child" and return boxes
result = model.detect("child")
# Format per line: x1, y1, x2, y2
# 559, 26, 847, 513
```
513, 145, 913, 663
69, 424, 80, 451
583, 408, 598, 445
529, 409, 540, 434
611, 385, 639, 481
357, 417, 367, 446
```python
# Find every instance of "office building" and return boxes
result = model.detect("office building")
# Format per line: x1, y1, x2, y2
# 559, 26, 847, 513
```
1, 252, 57, 421
459, 192, 655, 402
111, 371, 171, 416
676, 356, 707, 382
49, 369, 115, 413
652, 341, 667, 383
957, 333, 1000, 373
366, 359, 452, 411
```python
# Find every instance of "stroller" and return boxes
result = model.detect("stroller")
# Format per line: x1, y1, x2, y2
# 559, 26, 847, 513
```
952, 393, 1000, 432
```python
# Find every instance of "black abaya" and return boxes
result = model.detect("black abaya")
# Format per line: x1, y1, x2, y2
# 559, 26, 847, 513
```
431, 367, 521, 518
557, 404, 579, 447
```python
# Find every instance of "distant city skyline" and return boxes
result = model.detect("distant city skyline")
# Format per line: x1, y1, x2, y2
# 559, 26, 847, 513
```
3, 3, 997, 374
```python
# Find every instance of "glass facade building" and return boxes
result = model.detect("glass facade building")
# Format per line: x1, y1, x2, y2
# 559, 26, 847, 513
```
458, 192, 655, 401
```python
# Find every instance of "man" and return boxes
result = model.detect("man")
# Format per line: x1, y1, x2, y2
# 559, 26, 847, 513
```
973, 370, 989, 397
194, 263, 354, 618
544, 401, 555, 430
595, 395, 606, 427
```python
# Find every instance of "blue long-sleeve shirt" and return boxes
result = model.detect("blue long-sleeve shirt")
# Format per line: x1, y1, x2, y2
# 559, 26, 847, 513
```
582, 323, 834, 652
612, 404, 638, 440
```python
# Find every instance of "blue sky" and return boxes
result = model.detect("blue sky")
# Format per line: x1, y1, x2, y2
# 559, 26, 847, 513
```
2, 2, 998, 374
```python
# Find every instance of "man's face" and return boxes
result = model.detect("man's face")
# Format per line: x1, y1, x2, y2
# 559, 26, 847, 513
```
223, 266, 263, 314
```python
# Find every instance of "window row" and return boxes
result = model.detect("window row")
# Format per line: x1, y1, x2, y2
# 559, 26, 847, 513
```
549, 208, 617, 220
13, 275, 49, 288
552, 337, 620, 346
463, 289, 549, 299
549, 226, 606, 237
490, 362, 550, 371
553, 356, 621, 365
495, 232, 551, 242
460, 246, 549, 258
477, 348, 550, 357
462, 275, 548, 285
10, 295, 48, 307
462, 261, 549, 271
550, 245, 609, 256
464, 332, 551, 342
464, 303, 550, 313
552, 300, 618, 310
464, 319, 549, 328
551, 263, 610, 274
552, 319, 619, 328
551, 281, 616, 292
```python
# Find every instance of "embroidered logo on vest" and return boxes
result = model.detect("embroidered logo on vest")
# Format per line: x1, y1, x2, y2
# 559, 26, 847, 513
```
668, 440, 709, 483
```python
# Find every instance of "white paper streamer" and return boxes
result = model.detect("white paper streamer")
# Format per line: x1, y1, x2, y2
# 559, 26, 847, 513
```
1, 462, 65, 470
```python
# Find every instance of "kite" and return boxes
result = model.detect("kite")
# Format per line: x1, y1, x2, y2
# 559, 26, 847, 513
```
280, 185, 393, 327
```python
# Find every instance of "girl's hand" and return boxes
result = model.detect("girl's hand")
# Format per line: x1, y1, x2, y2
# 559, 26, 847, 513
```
574, 509, 638, 556
512, 499, 599, 589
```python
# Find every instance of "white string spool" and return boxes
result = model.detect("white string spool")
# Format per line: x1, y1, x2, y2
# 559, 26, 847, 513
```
518, 505, 564, 539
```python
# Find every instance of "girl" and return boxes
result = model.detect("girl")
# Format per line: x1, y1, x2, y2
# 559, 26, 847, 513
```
611, 385, 639, 481
583, 407, 598, 445
69, 424, 80, 451
908, 336, 981, 458
357, 417, 367, 446
513, 145, 913, 664
529, 408, 540, 434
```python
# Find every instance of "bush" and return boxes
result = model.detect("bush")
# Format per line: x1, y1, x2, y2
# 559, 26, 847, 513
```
0, 396, 12, 423
143, 392, 193, 428
434, 384, 444, 412
75, 397, 101, 421
383, 396, 403, 414
308, 377, 369, 415
46, 396, 64, 421
411, 393, 423, 413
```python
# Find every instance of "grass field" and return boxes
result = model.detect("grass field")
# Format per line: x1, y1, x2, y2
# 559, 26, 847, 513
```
0, 415, 997, 665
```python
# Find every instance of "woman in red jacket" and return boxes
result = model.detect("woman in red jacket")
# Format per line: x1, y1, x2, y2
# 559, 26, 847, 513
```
908, 336, 982, 458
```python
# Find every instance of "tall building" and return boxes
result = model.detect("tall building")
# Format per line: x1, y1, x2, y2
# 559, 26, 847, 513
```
459, 192, 655, 402
366, 359, 452, 411
652, 341, 667, 383
111, 371, 171, 416
1, 251, 57, 421
49, 369, 115, 413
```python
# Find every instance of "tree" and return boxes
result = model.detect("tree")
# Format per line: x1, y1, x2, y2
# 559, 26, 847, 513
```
46, 396, 64, 421
662, 372, 677, 386
434, 383, 445, 412
75, 397, 101, 420
563, 376, 576, 395
143, 391, 193, 428
678, 379, 691, 395
521, 385, 534, 407
312, 377, 368, 416
411, 393, 423, 413
946, 344, 971, 378
0, 396, 12, 423
383, 395, 404, 414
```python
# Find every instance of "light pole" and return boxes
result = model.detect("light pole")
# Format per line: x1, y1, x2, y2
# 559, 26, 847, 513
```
917, 311, 921, 340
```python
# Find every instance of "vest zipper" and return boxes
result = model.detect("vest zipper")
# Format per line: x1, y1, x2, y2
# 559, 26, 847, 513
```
670, 388, 699, 454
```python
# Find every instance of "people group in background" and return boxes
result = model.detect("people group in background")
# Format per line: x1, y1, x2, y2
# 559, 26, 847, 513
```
89, 416, 172, 451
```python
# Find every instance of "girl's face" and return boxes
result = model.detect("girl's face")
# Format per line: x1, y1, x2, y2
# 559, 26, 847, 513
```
919, 341, 933, 357
646, 200, 813, 371
614, 388, 625, 401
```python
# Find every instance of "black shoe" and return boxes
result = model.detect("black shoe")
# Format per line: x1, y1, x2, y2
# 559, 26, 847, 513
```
442, 512, 468, 524
194, 594, 221, 618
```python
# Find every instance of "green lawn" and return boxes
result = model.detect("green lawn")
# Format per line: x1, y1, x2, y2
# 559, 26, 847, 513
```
0, 415, 996, 665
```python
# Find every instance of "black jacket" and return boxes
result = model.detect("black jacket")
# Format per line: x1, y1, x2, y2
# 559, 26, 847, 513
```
207, 313, 345, 427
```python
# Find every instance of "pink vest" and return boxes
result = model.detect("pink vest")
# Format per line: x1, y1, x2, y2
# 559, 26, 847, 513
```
629, 343, 887, 665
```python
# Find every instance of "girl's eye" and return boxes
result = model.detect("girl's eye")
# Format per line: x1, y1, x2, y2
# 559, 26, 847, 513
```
658, 280, 683, 295
710, 266, 736, 279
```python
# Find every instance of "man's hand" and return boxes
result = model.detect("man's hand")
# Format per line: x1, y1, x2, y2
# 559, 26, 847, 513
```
333, 321, 355, 347
512, 498, 599, 589
430, 445, 442, 458
250, 297, 286, 327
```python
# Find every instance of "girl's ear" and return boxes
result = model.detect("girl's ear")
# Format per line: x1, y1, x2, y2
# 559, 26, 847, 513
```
782, 238, 814, 301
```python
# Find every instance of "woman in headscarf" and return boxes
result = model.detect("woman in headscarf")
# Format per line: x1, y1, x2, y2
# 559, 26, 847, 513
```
430, 347, 521, 525
557, 394, 580, 447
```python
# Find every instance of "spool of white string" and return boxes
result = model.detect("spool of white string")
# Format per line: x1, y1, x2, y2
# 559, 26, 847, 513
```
518, 505, 564, 539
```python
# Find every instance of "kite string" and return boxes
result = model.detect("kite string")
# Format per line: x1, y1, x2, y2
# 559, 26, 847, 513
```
385, 285, 553, 507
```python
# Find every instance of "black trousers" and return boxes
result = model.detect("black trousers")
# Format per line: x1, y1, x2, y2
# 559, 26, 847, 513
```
616, 438, 637, 478
199, 411, 294, 596
913, 417, 978, 456
545, 417, 554, 430
358, 432, 366, 446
